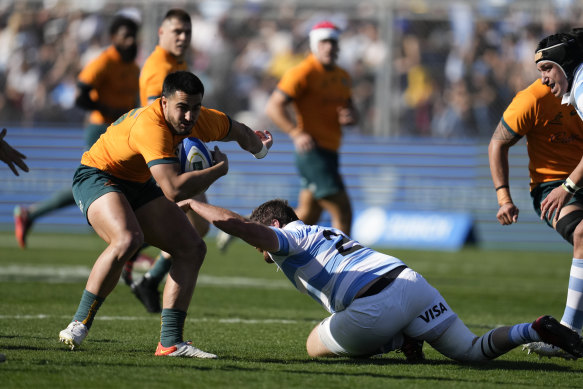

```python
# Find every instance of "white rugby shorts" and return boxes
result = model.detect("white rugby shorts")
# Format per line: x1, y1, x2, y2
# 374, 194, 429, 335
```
317, 268, 458, 356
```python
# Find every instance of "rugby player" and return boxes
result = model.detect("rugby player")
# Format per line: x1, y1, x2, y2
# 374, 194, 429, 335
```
180, 197, 583, 362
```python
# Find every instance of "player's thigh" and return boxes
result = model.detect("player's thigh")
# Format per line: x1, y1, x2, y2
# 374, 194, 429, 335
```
134, 196, 202, 255
400, 269, 458, 341
86, 191, 142, 245
297, 189, 322, 221
316, 270, 432, 356
316, 296, 407, 356
319, 191, 352, 217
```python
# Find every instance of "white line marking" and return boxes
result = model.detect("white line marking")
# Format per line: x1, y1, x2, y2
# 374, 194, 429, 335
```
0, 314, 308, 325
0, 265, 290, 289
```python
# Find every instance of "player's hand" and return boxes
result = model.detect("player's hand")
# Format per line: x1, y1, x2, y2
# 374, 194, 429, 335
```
540, 185, 572, 223
0, 128, 29, 176
210, 146, 229, 175
338, 106, 357, 125
496, 202, 519, 225
255, 130, 273, 150
292, 131, 315, 153
177, 198, 194, 213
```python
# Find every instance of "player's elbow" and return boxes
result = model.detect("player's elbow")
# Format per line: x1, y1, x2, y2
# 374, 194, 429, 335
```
161, 186, 182, 203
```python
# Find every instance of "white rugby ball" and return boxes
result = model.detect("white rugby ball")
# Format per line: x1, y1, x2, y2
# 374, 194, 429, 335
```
177, 137, 213, 172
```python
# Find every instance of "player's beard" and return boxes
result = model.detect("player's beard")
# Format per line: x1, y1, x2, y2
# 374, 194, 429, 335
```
170, 119, 194, 136
119, 44, 138, 62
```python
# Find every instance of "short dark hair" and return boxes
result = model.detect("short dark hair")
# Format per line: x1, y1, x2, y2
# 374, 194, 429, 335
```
163, 9, 191, 24
162, 71, 204, 98
250, 199, 299, 226
109, 16, 138, 36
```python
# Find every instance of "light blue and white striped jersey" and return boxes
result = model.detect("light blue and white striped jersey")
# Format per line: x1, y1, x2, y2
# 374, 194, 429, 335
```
563, 63, 583, 119
268, 220, 406, 313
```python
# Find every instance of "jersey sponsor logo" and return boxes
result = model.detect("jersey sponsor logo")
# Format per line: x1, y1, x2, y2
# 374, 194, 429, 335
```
549, 112, 563, 125
548, 131, 583, 144
418, 302, 448, 323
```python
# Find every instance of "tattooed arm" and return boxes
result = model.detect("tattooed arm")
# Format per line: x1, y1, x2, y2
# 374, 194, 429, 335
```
488, 120, 522, 225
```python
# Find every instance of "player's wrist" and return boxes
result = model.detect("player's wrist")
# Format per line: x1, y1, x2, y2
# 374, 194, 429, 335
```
253, 143, 268, 159
563, 177, 581, 195
496, 187, 513, 207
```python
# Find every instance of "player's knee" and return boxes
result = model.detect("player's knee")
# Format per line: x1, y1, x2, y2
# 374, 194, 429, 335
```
112, 231, 144, 261
177, 237, 207, 267
572, 220, 583, 247
556, 210, 583, 245
306, 325, 334, 358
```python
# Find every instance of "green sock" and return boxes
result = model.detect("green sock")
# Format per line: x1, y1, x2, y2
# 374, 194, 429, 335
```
160, 308, 187, 347
146, 254, 172, 285
29, 188, 75, 221
72, 289, 105, 330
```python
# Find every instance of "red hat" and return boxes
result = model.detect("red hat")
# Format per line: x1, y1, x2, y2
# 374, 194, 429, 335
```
309, 21, 340, 53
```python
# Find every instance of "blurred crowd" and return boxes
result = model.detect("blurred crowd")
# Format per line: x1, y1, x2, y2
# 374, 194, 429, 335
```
0, 0, 581, 138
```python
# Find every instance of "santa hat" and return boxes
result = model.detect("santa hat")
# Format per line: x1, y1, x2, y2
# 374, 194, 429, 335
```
309, 21, 340, 54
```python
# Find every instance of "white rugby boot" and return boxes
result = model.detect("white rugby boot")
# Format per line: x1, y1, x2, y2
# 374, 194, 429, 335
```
59, 321, 88, 350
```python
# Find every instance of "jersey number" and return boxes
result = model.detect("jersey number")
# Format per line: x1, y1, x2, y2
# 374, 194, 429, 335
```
323, 230, 363, 256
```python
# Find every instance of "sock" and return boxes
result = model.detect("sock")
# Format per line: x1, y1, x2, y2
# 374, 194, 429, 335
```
560, 258, 583, 332
160, 308, 187, 347
507, 323, 540, 345
72, 289, 105, 330
29, 188, 76, 221
146, 254, 172, 285
476, 329, 505, 359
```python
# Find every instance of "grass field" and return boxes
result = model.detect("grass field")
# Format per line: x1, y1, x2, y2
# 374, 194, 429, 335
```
1, 231, 583, 388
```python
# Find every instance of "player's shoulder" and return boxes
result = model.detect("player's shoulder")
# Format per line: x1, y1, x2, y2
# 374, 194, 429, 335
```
520, 79, 554, 100
283, 56, 314, 77
508, 79, 555, 111
141, 48, 168, 71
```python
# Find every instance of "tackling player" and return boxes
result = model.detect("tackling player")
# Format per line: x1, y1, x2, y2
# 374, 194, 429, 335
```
179, 197, 583, 362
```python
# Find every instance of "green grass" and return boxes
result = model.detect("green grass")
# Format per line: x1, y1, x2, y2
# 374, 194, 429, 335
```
1, 231, 583, 388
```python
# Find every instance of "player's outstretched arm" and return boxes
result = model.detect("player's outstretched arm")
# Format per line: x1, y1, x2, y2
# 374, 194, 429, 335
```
178, 198, 279, 252
0, 128, 29, 176
221, 120, 273, 159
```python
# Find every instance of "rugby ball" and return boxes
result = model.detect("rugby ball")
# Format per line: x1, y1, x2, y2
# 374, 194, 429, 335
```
176, 137, 213, 172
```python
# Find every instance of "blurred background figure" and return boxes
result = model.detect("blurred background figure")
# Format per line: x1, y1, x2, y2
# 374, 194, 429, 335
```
265, 20, 358, 235
13, 13, 140, 248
